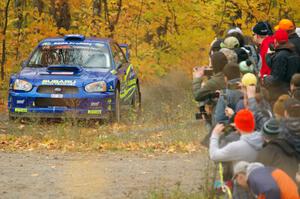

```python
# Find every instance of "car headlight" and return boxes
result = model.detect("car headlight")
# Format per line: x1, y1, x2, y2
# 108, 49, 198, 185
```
85, 81, 107, 92
13, 79, 32, 92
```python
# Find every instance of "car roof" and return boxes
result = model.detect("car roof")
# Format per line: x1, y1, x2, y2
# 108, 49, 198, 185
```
40, 35, 113, 45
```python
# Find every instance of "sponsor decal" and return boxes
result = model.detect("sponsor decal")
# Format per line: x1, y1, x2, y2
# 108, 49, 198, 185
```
51, 94, 64, 98
15, 108, 28, 113
17, 100, 25, 104
88, 110, 102, 115
42, 80, 76, 86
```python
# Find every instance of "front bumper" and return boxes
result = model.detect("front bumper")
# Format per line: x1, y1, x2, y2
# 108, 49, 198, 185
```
8, 89, 115, 119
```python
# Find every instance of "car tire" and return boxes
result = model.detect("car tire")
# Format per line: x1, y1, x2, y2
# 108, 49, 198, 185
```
113, 87, 121, 123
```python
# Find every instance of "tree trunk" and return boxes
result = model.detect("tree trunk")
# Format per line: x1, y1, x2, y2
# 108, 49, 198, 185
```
14, 0, 24, 60
33, 0, 44, 15
1, 0, 11, 80
93, 0, 102, 16
50, 0, 71, 30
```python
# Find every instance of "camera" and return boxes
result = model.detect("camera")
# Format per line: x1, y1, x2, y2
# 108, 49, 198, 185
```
195, 105, 209, 120
204, 68, 214, 77
220, 122, 236, 136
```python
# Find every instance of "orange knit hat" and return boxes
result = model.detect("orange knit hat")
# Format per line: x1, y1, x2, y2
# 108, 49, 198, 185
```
234, 109, 255, 133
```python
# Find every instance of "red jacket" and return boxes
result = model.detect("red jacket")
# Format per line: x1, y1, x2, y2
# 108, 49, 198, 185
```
260, 36, 275, 79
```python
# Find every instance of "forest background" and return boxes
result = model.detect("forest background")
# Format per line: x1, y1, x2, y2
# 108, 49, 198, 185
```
0, 0, 300, 83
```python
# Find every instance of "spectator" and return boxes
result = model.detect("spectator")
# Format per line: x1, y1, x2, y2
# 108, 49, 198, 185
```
221, 36, 248, 63
209, 109, 263, 162
234, 161, 299, 199
256, 118, 299, 181
277, 19, 300, 56
220, 48, 238, 64
290, 73, 300, 100
245, 85, 272, 131
239, 60, 255, 75
273, 94, 290, 119
281, 99, 300, 158
283, 98, 300, 118
227, 27, 243, 37
193, 51, 228, 102
208, 38, 223, 65
214, 63, 242, 124
252, 21, 274, 79
264, 29, 300, 102
210, 109, 263, 199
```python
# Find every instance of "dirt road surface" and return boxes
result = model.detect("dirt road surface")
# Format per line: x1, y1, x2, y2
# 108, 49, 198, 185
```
0, 151, 209, 199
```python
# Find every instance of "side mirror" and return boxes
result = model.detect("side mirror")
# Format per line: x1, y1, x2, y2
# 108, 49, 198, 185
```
119, 44, 130, 61
21, 60, 28, 68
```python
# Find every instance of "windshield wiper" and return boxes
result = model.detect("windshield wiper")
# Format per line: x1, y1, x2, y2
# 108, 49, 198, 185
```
27, 63, 46, 68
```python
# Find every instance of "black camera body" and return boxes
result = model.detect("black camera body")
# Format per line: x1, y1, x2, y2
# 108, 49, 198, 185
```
195, 105, 208, 120
204, 68, 214, 77
195, 92, 220, 120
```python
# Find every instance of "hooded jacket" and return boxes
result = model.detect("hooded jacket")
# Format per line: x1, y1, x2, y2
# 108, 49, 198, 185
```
256, 139, 299, 181
209, 131, 263, 162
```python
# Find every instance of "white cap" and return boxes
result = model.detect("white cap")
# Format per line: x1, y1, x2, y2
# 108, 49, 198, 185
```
227, 27, 243, 35
233, 161, 264, 179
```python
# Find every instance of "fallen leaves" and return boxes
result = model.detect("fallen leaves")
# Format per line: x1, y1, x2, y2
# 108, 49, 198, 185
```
0, 132, 202, 154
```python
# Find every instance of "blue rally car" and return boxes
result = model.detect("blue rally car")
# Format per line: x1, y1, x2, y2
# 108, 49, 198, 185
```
8, 34, 141, 122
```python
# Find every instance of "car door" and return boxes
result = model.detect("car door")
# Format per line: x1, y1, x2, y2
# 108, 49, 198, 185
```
111, 43, 130, 103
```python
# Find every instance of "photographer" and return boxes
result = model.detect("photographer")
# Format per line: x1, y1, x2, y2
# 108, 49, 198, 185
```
193, 51, 228, 102
209, 109, 264, 198
214, 63, 243, 124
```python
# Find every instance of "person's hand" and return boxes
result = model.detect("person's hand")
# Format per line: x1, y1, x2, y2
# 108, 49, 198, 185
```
225, 107, 235, 118
193, 66, 205, 79
246, 85, 256, 99
212, 123, 225, 136
267, 47, 275, 54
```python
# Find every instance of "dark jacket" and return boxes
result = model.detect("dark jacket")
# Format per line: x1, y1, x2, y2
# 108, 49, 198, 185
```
281, 118, 300, 156
289, 32, 300, 56
192, 72, 226, 102
256, 139, 299, 181
264, 42, 300, 102
265, 42, 298, 84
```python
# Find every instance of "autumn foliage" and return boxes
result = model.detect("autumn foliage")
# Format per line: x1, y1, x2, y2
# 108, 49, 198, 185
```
0, 0, 299, 82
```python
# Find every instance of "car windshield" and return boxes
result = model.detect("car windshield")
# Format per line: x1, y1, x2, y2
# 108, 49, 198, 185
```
28, 43, 111, 69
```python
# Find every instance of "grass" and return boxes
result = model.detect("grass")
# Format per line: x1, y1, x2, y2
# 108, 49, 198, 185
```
0, 71, 208, 153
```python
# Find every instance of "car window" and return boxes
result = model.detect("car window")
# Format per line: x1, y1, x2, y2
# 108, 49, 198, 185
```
28, 43, 111, 69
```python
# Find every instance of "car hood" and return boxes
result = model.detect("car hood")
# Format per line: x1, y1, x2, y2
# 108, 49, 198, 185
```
17, 66, 114, 87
